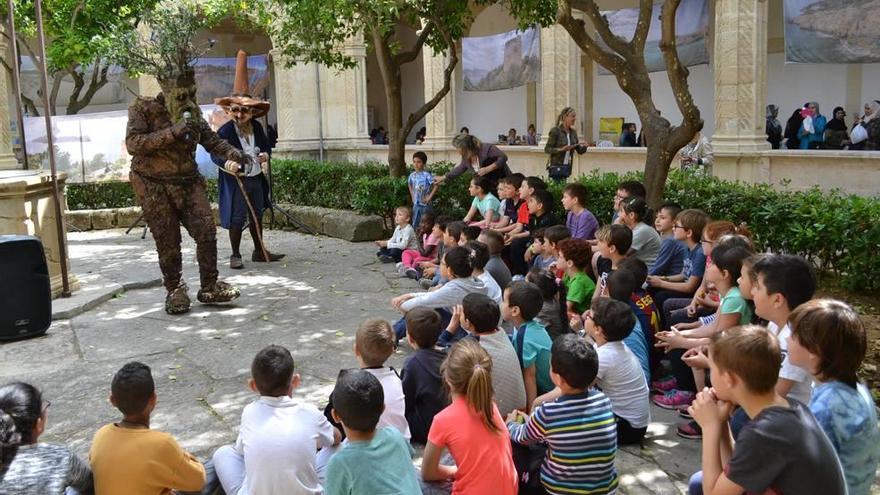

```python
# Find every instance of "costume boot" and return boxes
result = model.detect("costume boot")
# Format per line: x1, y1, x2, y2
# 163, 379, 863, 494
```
197, 280, 241, 304
165, 283, 192, 315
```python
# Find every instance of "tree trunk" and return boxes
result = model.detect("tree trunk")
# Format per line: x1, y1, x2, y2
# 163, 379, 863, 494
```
643, 141, 675, 207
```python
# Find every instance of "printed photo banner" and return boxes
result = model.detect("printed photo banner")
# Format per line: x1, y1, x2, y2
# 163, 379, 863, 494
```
463, 28, 540, 92
598, 0, 710, 75
784, 0, 880, 64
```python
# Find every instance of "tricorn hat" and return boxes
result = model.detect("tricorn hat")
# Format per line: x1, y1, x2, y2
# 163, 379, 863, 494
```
214, 50, 270, 118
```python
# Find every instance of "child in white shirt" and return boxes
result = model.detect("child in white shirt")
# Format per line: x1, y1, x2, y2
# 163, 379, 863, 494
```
376, 206, 419, 263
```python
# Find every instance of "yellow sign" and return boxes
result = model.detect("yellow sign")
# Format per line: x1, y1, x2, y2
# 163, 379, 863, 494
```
599, 117, 624, 144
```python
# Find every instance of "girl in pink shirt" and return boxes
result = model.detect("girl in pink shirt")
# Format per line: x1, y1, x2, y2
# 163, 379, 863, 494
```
422, 339, 518, 495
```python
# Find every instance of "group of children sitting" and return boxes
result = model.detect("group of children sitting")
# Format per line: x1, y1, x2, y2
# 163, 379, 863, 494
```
0, 153, 878, 495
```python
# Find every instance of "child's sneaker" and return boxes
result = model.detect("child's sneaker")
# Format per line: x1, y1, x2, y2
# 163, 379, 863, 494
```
678, 408, 693, 420
676, 420, 702, 439
404, 268, 420, 280
651, 376, 677, 393
652, 390, 695, 410
398, 265, 409, 277
395, 262, 404, 269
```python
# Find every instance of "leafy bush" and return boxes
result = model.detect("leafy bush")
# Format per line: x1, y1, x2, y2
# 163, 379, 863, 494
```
65, 161, 880, 291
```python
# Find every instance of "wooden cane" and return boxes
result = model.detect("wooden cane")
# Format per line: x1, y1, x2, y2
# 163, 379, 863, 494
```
221, 165, 271, 263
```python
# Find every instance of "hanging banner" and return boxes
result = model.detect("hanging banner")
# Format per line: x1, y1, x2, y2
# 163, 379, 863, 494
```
598, 0, 709, 75
463, 28, 540, 92
194, 55, 270, 103
784, 0, 880, 64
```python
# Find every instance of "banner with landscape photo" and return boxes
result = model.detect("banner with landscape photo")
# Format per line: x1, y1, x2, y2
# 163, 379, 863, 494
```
784, 0, 880, 64
463, 28, 540, 92
599, 0, 709, 75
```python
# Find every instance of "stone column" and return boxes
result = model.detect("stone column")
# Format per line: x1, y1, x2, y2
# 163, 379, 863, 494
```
712, 0, 770, 153
0, 34, 21, 170
422, 44, 457, 146
540, 25, 579, 137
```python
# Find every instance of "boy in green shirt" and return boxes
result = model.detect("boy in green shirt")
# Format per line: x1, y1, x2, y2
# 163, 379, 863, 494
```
557, 238, 596, 316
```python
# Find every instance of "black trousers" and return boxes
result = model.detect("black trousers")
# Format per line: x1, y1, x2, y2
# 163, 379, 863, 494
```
377, 247, 404, 262
616, 415, 648, 445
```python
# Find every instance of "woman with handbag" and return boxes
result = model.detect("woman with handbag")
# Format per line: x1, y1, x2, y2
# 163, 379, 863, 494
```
544, 107, 586, 182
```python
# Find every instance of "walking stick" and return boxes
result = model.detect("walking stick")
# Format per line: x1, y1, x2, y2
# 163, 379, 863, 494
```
220, 165, 271, 263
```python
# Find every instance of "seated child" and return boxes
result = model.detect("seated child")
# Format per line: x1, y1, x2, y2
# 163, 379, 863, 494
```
325, 370, 422, 495
502, 281, 553, 411
501, 176, 546, 238
478, 229, 513, 290
584, 298, 650, 445
408, 151, 438, 228
540, 225, 571, 278
376, 206, 419, 263
445, 293, 527, 416
399, 211, 439, 279
0, 382, 93, 494
688, 326, 846, 495
556, 238, 596, 317
508, 188, 559, 276
400, 308, 449, 444
603, 268, 652, 382
416, 217, 456, 288
525, 229, 555, 271
591, 225, 632, 300
422, 340, 518, 495
421, 221, 467, 289
508, 334, 618, 494
214, 346, 340, 495
489, 176, 519, 230
527, 267, 568, 340
466, 241, 502, 305
618, 197, 661, 269
90, 362, 206, 494
562, 183, 599, 240
648, 202, 685, 278
353, 319, 410, 439
392, 246, 487, 344
788, 299, 880, 495
463, 176, 502, 228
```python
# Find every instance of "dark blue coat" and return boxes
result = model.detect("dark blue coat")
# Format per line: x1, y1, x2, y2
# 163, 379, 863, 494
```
211, 120, 272, 229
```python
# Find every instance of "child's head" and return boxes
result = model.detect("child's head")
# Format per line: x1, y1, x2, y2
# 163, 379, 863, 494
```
550, 333, 599, 391
607, 268, 638, 302
737, 254, 765, 300
618, 196, 651, 226
501, 174, 524, 195
788, 299, 866, 387
542, 225, 571, 255
330, 369, 384, 433
588, 298, 635, 342
655, 202, 682, 234
461, 293, 501, 334
556, 238, 592, 273
561, 183, 587, 211
469, 176, 492, 197
418, 211, 436, 235
0, 382, 45, 446
110, 362, 156, 417
465, 241, 490, 272
501, 281, 543, 325
462, 226, 482, 244
477, 229, 504, 256
355, 319, 395, 368
674, 209, 709, 244
595, 224, 632, 258
617, 257, 648, 288
442, 339, 499, 433
251, 345, 297, 397
705, 241, 754, 290
412, 151, 428, 170
751, 254, 816, 322
526, 268, 560, 302
442, 246, 475, 279
445, 221, 466, 247
702, 221, 751, 257
519, 176, 547, 200
614, 180, 646, 210
709, 325, 782, 400
405, 307, 442, 349
394, 206, 412, 226
433, 215, 452, 240
528, 189, 554, 216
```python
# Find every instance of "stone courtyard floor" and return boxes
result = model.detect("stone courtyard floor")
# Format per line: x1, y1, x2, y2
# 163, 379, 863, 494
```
0, 228, 702, 494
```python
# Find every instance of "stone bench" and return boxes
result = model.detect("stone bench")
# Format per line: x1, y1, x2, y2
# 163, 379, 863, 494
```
64, 203, 386, 242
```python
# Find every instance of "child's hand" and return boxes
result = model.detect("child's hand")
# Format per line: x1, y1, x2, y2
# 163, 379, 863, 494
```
506, 409, 528, 424
391, 294, 412, 310
418, 261, 434, 269
569, 315, 583, 331
656, 327, 688, 350
503, 234, 513, 246
673, 321, 700, 331
689, 387, 733, 430
646, 275, 662, 287
447, 304, 464, 334
682, 347, 709, 369
423, 267, 436, 278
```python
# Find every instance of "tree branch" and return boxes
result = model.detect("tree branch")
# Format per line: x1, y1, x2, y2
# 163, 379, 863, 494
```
402, 22, 457, 135
658, 0, 702, 150
393, 20, 434, 66
572, 0, 631, 58
631, 0, 654, 54
557, 0, 625, 74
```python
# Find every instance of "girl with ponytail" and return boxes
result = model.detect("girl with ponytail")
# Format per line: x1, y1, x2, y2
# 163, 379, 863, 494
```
0, 382, 93, 494
421, 340, 518, 494
618, 196, 662, 270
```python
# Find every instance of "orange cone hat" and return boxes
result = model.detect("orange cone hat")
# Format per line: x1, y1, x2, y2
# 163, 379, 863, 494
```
214, 50, 270, 118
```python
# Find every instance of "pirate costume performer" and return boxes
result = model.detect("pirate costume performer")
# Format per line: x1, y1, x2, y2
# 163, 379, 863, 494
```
213, 50, 285, 269
126, 65, 247, 315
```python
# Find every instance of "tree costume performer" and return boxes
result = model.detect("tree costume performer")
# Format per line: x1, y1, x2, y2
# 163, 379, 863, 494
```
213, 50, 285, 269
127, 66, 248, 315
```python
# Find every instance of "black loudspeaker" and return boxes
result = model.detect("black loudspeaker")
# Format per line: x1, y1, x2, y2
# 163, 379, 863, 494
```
0, 235, 51, 340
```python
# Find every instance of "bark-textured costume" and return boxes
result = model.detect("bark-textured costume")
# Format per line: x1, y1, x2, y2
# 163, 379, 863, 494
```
127, 86, 247, 314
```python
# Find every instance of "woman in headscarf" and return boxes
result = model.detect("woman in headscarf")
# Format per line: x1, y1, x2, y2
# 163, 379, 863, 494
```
784, 103, 808, 149
850, 100, 880, 151
544, 106, 587, 182
798, 101, 826, 150
765, 104, 783, 149
823, 106, 849, 149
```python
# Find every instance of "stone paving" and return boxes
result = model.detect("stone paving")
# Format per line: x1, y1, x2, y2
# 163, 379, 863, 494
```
0, 228, 702, 494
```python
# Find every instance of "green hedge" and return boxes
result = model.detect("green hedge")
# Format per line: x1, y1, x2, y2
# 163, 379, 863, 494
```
65, 160, 880, 291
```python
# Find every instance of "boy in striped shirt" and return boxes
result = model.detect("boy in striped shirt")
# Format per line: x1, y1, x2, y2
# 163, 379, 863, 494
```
507, 334, 619, 495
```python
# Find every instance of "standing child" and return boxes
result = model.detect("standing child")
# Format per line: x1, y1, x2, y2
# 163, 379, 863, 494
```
648, 202, 686, 278
408, 151, 438, 227
502, 281, 553, 411
508, 334, 619, 495
325, 370, 422, 495
556, 238, 596, 317
376, 207, 419, 263
463, 176, 502, 228
399, 212, 439, 279
561, 183, 599, 240
400, 308, 449, 444
90, 362, 206, 495
788, 299, 880, 495
422, 340, 518, 495
618, 197, 661, 269
591, 225, 632, 300
213, 346, 340, 495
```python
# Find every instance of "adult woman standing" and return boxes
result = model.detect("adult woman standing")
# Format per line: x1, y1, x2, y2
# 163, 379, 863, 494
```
798, 101, 827, 150
766, 104, 783, 149
679, 131, 714, 174
850, 101, 880, 150
213, 50, 284, 269
784, 104, 807, 149
544, 107, 586, 182
438, 133, 511, 189
824, 107, 849, 149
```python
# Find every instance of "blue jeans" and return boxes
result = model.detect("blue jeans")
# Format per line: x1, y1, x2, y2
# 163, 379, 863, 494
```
412, 203, 432, 228
688, 471, 703, 495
